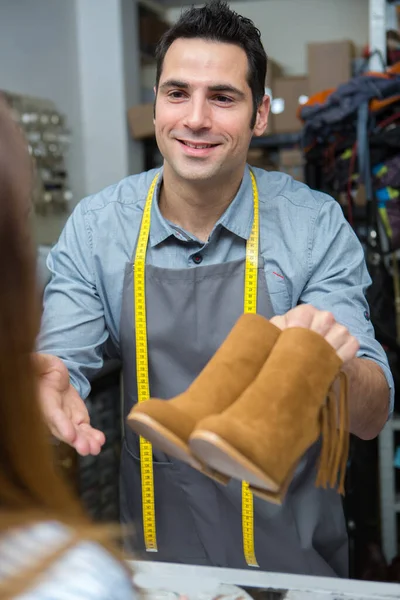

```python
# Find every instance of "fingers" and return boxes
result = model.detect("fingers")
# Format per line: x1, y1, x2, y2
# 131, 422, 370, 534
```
271, 308, 335, 333
47, 406, 106, 456
324, 323, 360, 362
270, 315, 286, 330
272, 305, 317, 330
309, 310, 336, 337
271, 306, 360, 363
285, 305, 316, 329
77, 424, 106, 456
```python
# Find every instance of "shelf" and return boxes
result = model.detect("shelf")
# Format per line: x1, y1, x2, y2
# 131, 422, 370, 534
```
250, 132, 301, 149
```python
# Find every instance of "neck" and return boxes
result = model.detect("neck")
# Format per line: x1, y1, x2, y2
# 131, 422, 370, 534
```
159, 165, 245, 242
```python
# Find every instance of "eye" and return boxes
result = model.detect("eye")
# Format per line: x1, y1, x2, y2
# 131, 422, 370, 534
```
168, 91, 186, 100
214, 95, 234, 105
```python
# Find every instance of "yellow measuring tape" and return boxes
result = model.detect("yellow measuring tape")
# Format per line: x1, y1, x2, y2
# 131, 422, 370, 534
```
134, 173, 159, 552
134, 170, 259, 565
242, 170, 259, 568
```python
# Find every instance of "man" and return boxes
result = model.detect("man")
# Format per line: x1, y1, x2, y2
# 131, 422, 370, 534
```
37, 0, 392, 577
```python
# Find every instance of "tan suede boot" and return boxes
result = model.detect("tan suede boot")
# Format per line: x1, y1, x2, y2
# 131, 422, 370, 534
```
189, 327, 349, 501
127, 314, 281, 481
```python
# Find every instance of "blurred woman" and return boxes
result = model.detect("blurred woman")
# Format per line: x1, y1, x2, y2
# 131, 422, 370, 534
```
0, 98, 136, 599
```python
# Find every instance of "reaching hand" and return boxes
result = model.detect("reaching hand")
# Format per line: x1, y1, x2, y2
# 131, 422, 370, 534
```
33, 353, 106, 456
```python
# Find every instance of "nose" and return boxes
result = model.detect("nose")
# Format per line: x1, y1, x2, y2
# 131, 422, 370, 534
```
183, 95, 212, 132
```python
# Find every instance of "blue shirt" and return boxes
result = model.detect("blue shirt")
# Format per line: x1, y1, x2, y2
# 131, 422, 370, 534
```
0, 522, 136, 599
38, 165, 394, 411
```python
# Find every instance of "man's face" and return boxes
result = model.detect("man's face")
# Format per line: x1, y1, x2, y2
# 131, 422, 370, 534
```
154, 38, 269, 184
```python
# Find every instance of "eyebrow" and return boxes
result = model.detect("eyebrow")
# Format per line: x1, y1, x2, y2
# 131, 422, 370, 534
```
159, 79, 245, 99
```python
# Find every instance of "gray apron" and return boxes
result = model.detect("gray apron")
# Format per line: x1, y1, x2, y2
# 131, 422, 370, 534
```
119, 243, 349, 576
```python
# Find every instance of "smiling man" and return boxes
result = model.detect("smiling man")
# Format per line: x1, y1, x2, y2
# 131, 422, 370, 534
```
37, 0, 392, 577
154, 37, 267, 242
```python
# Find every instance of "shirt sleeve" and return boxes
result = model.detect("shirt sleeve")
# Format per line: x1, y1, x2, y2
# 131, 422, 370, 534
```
36, 540, 138, 600
37, 201, 108, 399
299, 195, 395, 416
0, 522, 137, 600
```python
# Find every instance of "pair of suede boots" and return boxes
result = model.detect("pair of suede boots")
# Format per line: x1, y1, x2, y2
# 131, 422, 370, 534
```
127, 314, 349, 504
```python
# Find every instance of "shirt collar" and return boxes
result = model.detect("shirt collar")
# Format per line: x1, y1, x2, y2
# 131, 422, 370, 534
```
217, 164, 254, 240
149, 164, 254, 247
149, 171, 176, 247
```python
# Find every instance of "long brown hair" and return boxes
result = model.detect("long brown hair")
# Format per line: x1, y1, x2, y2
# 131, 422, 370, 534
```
0, 99, 128, 597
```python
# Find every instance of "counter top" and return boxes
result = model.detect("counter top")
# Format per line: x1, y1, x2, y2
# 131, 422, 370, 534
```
129, 560, 400, 599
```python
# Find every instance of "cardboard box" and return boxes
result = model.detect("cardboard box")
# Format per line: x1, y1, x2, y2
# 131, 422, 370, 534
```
128, 103, 154, 140
279, 148, 304, 167
308, 40, 354, 96
247, 148, 278, 171
265, 58, 283, 89
262, 58, 284, 135
271, 77, 309, 134
139, 12, 170, 55
278, 148, 304, 182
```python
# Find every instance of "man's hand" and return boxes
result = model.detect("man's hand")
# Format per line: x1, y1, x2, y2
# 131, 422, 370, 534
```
270, 305, 390, 439
270, 304, 360, 363
33, 353, 106, 456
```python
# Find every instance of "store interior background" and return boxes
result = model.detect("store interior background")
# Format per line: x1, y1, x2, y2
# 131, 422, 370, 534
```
1, 0, 400, 584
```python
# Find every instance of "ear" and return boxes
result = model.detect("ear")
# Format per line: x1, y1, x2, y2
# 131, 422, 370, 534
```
253, 95, 270, 137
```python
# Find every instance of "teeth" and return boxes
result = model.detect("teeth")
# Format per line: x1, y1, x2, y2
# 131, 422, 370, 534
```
182, 141, 214, 149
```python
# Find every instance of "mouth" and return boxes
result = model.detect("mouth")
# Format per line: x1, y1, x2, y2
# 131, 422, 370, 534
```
176, 139, 221, 156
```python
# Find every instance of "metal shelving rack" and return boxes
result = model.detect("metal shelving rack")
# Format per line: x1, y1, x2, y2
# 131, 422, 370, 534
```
372, 0, 400, 566
379, 417, 400, 562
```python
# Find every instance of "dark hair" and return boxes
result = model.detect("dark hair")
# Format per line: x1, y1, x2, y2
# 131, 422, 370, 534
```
155, 0, 268, 128
0, 99, 128, 599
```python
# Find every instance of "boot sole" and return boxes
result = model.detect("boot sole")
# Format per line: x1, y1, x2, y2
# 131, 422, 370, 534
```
250, 462, 297, 505
250, 485, 284, 505
190, 430, 280, 493
127, 413, 230, 485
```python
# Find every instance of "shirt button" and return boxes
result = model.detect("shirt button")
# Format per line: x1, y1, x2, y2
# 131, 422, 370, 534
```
192, 254, 203, 264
